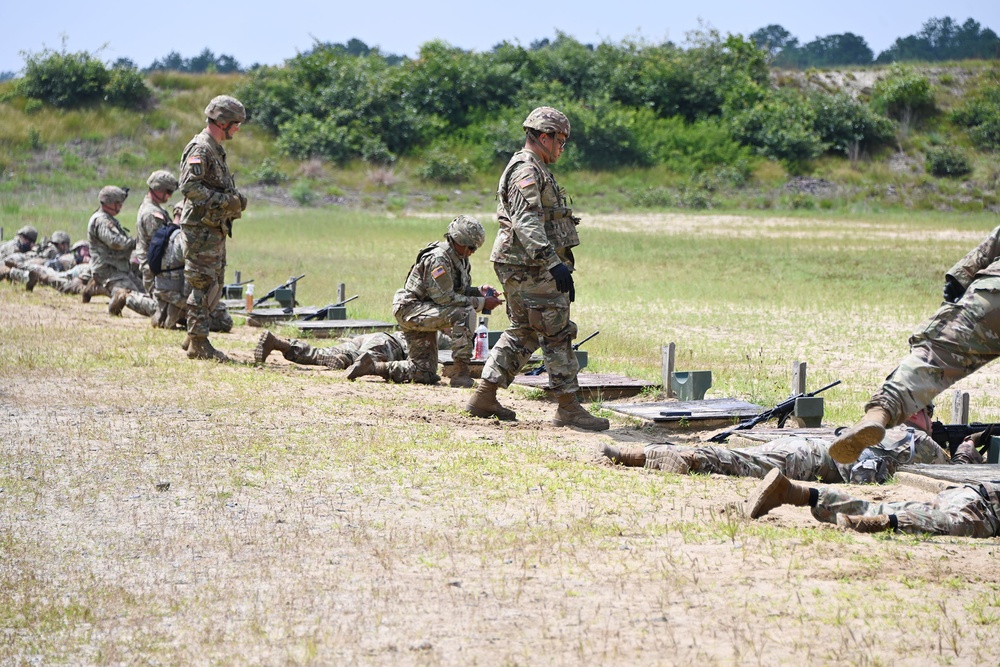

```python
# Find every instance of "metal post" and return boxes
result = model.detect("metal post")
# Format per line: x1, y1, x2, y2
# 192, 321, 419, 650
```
791, 361, 807, 395
234, 270, 241, 285
338, 282, 346, 304
662, 342, 676, 398
951, 390, 970, 425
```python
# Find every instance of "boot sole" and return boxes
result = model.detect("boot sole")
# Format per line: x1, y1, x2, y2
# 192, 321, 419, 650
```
828, 422, 886, 465
552, 417, 610, 431
467, 405, 516, 421
748, 468, 786, 519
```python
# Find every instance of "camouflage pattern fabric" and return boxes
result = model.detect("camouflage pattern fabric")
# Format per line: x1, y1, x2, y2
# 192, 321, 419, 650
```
0, 238, 35, 259
178, 128, 242, 340
866, 277, 1000, 425
135, 193, 172, 294
812, 483, 1000, 537
286, 332, 406, 367
482, 147, 582, 397
153, 228, 229, 331
88, 209, 135, 275
643, 427, 947, 482
389, 240, 485, 383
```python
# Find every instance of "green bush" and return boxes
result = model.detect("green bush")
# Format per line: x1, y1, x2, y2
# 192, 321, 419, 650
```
951, 84, 1000, 150
252, 158, 288, 185
17, 47, 150, 110
417, 149, 475, 183
871, 65, 935, 132
808, 92, 895, 156
727, 90, 824, 163
289, 180, 316, 206
925, 146, 972, 177
104, 65, 151, 109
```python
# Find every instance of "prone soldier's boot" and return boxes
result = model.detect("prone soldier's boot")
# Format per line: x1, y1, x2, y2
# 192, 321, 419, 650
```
24, 268, 38, 292
449, 360, 476, 388
466, 380, 516, 421
748, 469, 812, 519
837, 514, 893, 533
0, 265, 10, 281
645, 446, 695, 474
108, 289, 129, 316
181, 334, 191, 351
325, 353, 353, 370
81, 278, 98, 303
254, 331, 291, 364
346, 352, 390, 381
601, 444, 646, 467
553, 394, 610, 431
186, 336, 230, 362
829, 406, 893, 465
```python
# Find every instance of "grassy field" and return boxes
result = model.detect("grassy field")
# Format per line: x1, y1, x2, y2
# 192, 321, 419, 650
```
3, 202, 1000, 665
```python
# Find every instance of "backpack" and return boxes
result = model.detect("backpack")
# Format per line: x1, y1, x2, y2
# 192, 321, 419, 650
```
147, 223, 182, 275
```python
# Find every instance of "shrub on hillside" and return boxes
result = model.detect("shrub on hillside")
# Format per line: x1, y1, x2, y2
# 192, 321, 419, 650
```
871, 65, 935, 134
951, 85, 1000, 150
926, 146, 972, 177
18, 48, 150, 110
808, 92, 895, 159
727, 90, 824, 164
417, 149, 475, 183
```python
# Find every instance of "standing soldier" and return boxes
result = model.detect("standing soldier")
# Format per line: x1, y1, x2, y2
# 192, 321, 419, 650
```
136, 170, 179, 297
87, 186, 157, 317
346, 215, 502, 386
465, 106, 608, 431
177, 95, 247, 361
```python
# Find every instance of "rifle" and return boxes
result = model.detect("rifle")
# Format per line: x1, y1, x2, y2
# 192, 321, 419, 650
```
930, 420, 1000, 456
707, 380, 842, 443
254, 273, 306, 309
302, 295, 360, 321
526, 330, 599, 376
228, 277, 254, 287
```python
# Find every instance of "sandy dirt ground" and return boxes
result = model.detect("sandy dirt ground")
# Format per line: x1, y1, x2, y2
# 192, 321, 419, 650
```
2, 275, 1000, 666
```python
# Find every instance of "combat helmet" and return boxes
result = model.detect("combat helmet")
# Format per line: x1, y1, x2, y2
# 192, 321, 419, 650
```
205, 95, 246, 124
16, 225, 38, 243
146, 169, 178, 192
447, 215, 486, 250
51, 231, 71, 246
71, 240, 90, 251
522, 106, 571, 138
99, 186, 129, 205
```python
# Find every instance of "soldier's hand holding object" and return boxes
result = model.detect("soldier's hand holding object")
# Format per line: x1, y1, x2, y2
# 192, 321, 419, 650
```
549, 263, 574, 294
943, 275, 966, 304
238, 192, 247, 211
227, 194, 244, 216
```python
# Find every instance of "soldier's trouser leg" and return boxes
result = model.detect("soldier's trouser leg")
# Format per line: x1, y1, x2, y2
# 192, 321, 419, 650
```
209, 300, 233, 333
392, 302, 474, 384
141, 264, 155, 298
286, 340, 350, 367
126, 292, 157, 317
685, 439, 841, 482
867, 282, 1000, 426
7, 268, 30, 284
481, 266, 579, 396
183, 225, 226, 339
357, 333, 405, 363
812, 485, 999, 537
388, 331, 438, 384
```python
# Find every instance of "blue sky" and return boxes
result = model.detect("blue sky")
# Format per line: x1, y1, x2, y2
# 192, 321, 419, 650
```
2, 0, 997, 73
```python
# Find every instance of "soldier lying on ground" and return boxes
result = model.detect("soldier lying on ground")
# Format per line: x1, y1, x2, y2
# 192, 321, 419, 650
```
1, 240, 90, 293
0, 225, 38, 259
601, 407, 983, 484
831, 222, 1000, 465
255, 330, 407, 369
346, 215, 502, 388
748, 468, 1000, 537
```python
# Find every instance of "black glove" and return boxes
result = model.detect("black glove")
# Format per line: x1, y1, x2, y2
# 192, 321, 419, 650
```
943, 275, 966, 304
549, 263, 574, 294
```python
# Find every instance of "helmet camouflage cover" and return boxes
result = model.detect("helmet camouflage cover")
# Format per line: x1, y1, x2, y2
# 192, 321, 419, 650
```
99, 186, 129, 205
205, 95, 247, 124
146, 169, 179, 192
16, 225, 38, 243
522, 106, 571, 138
71, 240, 90, 251
51, 231, 71, 245
447, 214, 486, 250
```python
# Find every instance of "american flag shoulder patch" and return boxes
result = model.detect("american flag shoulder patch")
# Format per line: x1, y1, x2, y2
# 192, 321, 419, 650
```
431, 266, 447, 279
517, 176, 535, 188
188, 156, 202, 164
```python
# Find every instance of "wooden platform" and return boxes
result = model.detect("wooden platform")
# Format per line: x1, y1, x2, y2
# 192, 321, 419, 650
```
235, 307, 322, 326
288, 319, 396, 338
438, 350, 486, 378
608, 398, 764, 426
514, 372, 656, 401
897, 463, 1000, 487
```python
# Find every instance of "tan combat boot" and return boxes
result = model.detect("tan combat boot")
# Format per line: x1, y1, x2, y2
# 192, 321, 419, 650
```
748, 469, 812, 519
325, 353, 353, 370
553, 394, 610, 431
601, 444, 646, 467
0, 265, 10, 281
187, 336, 230, 362
108, 289, 129, 316
346, 352, 390, 381
466, 380, 516, 421
25, 268, 38, 292
829, 407, 893, 464
449, 359, 476, 388
644, 446, 694, 474
81, 278, 98, 303
837, 514, 893, 533
254, 331, 291, 364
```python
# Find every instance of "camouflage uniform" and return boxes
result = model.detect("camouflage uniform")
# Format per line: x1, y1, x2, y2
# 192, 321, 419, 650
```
286, 332, 407, 368
868, 225, 1000, 425
811, 483, 1000, 537
178, 127, 244, 339
391, 240, 486, 383
87, 198, 156, 317
481, 146, 581, 396
136, 191, 174, 295
641, 426, 947, 482
31, 261, 93, 295
0, 226, 37, 259
152, 227, 231, 332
